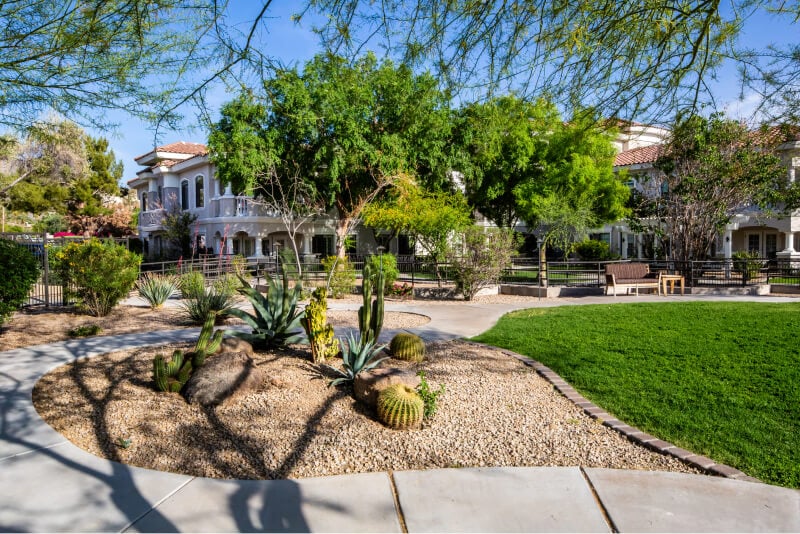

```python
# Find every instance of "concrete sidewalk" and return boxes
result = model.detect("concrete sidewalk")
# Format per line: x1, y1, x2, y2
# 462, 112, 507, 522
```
1, 295, 799, 532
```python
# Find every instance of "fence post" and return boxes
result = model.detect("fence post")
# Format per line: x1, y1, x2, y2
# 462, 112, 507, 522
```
42, 231, 50, 307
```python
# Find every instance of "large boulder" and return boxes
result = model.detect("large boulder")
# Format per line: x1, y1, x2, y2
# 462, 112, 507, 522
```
353, 367, 421, 407
184, 351, 264, 406
216, 337, 253, 356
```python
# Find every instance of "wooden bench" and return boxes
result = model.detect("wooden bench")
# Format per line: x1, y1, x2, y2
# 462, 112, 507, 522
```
605, 263, 661, 296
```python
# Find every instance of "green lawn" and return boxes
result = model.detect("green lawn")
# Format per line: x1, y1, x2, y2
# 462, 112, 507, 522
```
471, 302, 800, 488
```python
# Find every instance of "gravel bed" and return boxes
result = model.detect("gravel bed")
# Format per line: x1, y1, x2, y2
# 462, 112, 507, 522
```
32, 339, 701, 480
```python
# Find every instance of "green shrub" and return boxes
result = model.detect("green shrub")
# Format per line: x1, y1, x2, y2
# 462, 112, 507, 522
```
136, 273, 179, 308
321, 255, 356, 298
366, 252, 398, 291
179, 270, 205, 299
0, 239, 40, 325
67, 324, 102, 338
573, 239, 618, 261
212, 273, 244, 297
54, 239, 140, 317
733, 250, 766, 280
416, 371, 445, 420
449, 227, 520, 301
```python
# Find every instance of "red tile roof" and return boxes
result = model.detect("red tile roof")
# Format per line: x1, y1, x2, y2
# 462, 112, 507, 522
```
614, 145, 662, 166
135, 142, 208, 160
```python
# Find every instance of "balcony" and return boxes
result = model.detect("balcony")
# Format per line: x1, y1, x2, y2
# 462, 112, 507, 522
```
139, 209, 166, 228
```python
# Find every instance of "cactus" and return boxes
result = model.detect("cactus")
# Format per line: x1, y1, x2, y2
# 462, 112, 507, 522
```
153, 350, 193, 393
377, 383, 424, 430
389, 332, 426, 362
190, 311, 224, 367
359, 261, 385, 346
302, 287, 340, 363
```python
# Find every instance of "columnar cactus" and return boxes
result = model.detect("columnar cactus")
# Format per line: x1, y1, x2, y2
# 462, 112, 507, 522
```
389, 332, 426, 362
190, 311, 224, 367
153, 350, 193, 393
377, 383, 424, 430
359, 261, 385, 346
302, 287, 339, 363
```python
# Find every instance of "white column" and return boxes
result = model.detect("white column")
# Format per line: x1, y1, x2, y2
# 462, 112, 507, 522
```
723, 230, 733, 259
620, 233, 629, 259
783, 231, 795, 253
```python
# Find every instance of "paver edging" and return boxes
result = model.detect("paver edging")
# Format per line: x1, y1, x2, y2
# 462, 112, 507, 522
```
459, 339, 758, 483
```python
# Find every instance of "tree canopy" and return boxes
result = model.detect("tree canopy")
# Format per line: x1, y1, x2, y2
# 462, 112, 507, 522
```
0, 119, 122, 217
454, 96, 629, 245
648, 113, 799, 261
208, 52, 454, 256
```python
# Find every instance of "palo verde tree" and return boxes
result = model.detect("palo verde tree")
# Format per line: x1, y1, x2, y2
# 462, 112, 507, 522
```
208, 53, 454, 257
649, 113, 798, 262
362, 175, 472, 285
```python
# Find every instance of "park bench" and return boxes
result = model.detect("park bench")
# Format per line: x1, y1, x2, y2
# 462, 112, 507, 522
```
605, 263, 661, 296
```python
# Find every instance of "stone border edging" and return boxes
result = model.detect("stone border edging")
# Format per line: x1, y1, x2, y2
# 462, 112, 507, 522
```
460, 340, 761, 484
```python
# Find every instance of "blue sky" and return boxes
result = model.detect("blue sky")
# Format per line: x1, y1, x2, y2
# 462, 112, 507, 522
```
94, 3, 798, 185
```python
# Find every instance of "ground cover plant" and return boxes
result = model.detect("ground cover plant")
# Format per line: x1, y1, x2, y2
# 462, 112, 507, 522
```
472, 301, 800, 488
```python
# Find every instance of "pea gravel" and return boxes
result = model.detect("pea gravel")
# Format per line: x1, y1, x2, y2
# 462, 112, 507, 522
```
32, 337, 701, 480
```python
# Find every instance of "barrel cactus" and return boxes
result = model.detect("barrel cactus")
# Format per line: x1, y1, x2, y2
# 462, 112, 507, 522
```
153, 350, 192, 393
377, 383, 424, 430
389, 332, 426, 362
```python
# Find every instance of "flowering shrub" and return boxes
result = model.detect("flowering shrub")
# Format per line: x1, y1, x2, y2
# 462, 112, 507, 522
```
0, 239, 40, 326
55, 239, 141, 316
388, 282, 413, 298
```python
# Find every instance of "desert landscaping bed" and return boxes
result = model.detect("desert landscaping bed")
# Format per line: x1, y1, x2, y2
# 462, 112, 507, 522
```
31, 337, 701, 480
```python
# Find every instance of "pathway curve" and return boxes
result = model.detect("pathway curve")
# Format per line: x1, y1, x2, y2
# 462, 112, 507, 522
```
0, 294, 798, 532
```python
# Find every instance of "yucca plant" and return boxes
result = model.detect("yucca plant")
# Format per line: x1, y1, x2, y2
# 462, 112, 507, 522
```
136, 272, 179, 309
180, 287, 236, 325
325, 332, 388, 387
223, 269, 304, 349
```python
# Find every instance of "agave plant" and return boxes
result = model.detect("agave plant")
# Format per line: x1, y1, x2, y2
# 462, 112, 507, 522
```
180, 287, 237, 325
136, 272, 179, 309
223, 269, 304, 349
325, 331, 388, 387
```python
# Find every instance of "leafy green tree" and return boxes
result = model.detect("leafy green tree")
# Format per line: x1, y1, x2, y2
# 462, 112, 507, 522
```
0, 239, 40, 326
70, 137, 123, 217
208, 53, 454, 256
162, 207, 199, 259
650, 113, 797, 261
362, 176, 472, 284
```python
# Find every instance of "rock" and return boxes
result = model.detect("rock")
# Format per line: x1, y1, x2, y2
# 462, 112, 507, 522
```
216, 337, 253, 356
353, 367, 421, 407
184, 351, 264, 406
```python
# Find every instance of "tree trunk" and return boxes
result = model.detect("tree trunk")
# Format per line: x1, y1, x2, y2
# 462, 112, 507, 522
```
335, 216, 350, 258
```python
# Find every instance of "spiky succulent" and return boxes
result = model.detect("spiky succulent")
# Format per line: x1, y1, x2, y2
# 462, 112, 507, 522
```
153, 350, 192, 393
324, 332, 387, 387
223, 270, 304, 349
389, 332, 426, 362
377, 383, 424, 430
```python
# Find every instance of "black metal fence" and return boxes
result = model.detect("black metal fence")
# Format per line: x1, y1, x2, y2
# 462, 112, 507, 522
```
5, 228, 799, 309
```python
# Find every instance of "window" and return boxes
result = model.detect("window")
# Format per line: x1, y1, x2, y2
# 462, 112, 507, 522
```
748, 234, 760, 254
195, 176, 204, 208
398, 235, 414, 255
766, 234, 777, 259
141, 192, 147, 211
589, 232, 611, 244
180, 180, 189, 210
312, 235, 334, 256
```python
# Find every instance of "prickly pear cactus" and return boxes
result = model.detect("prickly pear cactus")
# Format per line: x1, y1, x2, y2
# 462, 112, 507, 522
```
302, 288, 339, 363
153, 350, 192, 393
389, 332, 426, 362
377, 383, 424, 430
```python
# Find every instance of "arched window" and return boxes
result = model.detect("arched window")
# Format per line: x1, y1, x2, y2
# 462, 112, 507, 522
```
141, 192, 147, 211
195, 175, 204, 208
180, 180, 189, 210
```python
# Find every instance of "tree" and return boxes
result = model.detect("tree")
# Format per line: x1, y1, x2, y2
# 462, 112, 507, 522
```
162, 203, 199, 259
301, 1, 786, 122
208, 53, 454, 256
0, 1, 257, 131
0, 120, 124, 229
454, 96, 562, 228
649, 113, 796, 262
362, 176, 472, 285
